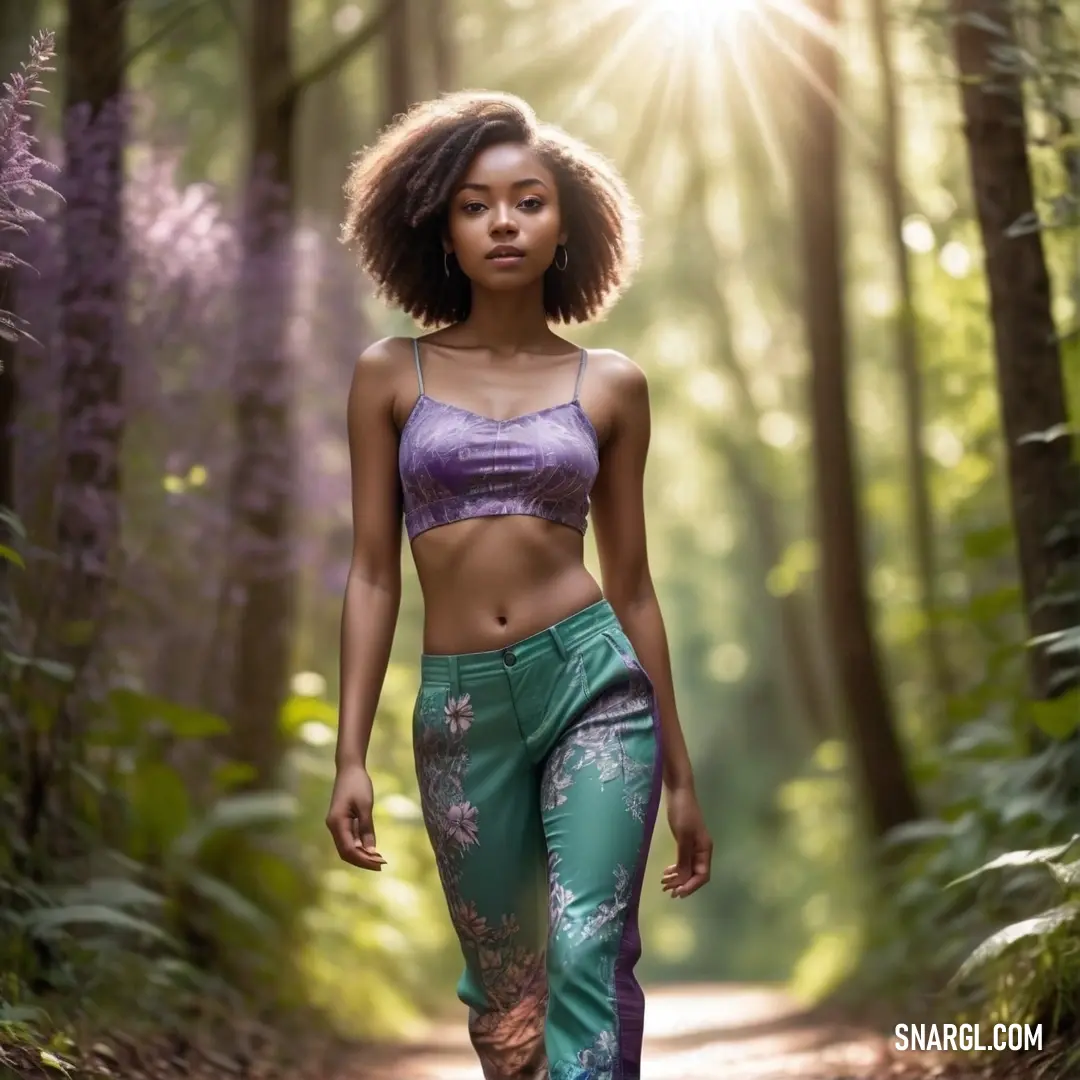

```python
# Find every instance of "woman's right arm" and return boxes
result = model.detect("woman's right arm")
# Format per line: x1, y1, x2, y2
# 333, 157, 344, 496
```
326, 340, 404, 872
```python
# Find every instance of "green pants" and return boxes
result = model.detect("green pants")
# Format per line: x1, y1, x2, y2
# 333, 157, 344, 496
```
412, 599, 662, 1080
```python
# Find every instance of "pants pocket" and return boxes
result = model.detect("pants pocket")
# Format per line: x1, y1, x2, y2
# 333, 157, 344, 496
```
535, 650, 588, 739
600, 626, 656, 698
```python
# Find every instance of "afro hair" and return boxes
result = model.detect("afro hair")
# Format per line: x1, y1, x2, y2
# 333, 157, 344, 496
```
341, 90, 641, 327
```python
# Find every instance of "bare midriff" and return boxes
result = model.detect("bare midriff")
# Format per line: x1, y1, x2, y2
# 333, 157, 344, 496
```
410, 516, 603, 655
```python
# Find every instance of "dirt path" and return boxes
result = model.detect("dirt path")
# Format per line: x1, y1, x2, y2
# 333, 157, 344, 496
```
1, 983, 1039, 1080
342, 983, 997, 1080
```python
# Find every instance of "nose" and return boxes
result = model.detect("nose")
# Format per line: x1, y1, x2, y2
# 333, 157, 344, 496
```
489, 202, 519, 237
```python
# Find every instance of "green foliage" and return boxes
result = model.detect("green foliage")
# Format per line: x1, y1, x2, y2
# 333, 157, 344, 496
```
838, 512, 1080, 1034
0, 508, 319, 1045
288, 663, 461, 1035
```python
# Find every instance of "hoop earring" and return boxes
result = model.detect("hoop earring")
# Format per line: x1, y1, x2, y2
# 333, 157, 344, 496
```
444, 252, 451, 278
554, 245, 569, 272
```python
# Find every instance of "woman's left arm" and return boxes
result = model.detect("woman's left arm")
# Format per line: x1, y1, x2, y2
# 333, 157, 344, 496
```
590, 353, 712, 898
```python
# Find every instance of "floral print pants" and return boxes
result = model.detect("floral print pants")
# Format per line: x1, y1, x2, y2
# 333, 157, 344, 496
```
412, 600, 662, 1080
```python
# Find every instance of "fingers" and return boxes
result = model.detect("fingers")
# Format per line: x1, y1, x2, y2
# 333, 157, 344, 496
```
660, 836, 713, 898
660, 865, 685, 896
327, 810, 386, 871
355, 809, 378, 854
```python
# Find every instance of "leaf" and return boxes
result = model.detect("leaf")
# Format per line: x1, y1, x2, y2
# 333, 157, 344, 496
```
39, 1050, 72, 1073
948, 719, 1014, 757
171, 791, 299, 861
961, 523, 1013, 561
1004, 210, 1043, 238
958, 10, 1010, 37
2, 653, 75, 681
23, 903, 176, 945
0, 1003, 47, 1024
946, 837, 1080, 887
212, 761, 258, 791
280, 693, 337, 736
1029, 627, 1080, 650
110, 687, 230, 740
0, 506, 26, 538
1047, 629, 1080, 657
1017, 423, 1075, 446
0, 543, 24, 568
1048, 860, 1080, 891
1049, 666, 1080, 696
949, 902, 1080, 985
53, 877, 165, 911
127, 761, 190, 857
1027, 691, 1080, 739
999, 793, 1060, 826
71, 762, 107, 795
883, 818, 963, 848
185, 870, 273, 933
969, 584, 1021, 624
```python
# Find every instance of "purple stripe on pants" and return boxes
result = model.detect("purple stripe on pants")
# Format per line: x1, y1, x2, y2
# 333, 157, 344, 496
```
612, 695, 664, 1080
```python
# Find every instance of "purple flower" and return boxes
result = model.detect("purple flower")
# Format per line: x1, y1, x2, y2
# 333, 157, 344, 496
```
445, 801, 479, 847
0, 30, 59, 344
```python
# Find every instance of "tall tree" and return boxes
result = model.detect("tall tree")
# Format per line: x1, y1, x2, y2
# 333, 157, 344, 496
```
950, 0, 1080, 699
54, 0, 128, 645
794, 0, 920, 838
679, 124, 834, 745
224, 0, 298, 785
869, 0, 955, 711
25, 0, 129, 871
224, 0, 390, 785
384, 0, 415, 125
429, 0, 454, 92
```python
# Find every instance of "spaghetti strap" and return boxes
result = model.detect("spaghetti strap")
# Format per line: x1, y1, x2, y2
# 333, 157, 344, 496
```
572, 348, 588, 402
412, 337, 425, 395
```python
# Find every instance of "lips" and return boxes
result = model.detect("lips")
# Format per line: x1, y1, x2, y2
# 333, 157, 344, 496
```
486, 246, 525, 260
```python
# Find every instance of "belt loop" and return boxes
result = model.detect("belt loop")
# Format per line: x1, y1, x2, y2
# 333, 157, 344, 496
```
447, 656, 460, 698
548, 625, 568, 662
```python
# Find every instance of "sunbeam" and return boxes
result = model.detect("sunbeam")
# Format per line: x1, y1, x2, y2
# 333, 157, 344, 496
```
640, 0, 758, 38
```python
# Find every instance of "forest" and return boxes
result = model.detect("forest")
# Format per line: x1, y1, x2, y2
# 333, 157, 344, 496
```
1, 0, 1079, 1078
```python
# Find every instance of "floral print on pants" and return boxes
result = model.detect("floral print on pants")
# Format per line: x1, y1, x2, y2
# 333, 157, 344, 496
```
412, 601, 662, 1080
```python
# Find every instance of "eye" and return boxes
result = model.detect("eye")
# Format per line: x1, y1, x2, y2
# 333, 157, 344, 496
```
520, 196, 544, 211
462, 201, 486, 214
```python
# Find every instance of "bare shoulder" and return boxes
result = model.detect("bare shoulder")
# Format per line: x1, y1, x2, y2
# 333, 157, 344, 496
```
350, 335, 418, 410
587, 347, 648, 395
354, 335, 416, 382
585, 349, 650, 431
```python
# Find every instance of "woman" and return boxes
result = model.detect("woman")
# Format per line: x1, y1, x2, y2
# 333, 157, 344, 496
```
327, 91, 712, 1080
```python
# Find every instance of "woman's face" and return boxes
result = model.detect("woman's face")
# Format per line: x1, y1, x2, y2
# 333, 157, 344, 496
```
445, 142, 566, 290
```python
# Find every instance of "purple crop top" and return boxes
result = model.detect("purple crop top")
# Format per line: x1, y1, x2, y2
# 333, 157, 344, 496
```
398, 339, 600, 541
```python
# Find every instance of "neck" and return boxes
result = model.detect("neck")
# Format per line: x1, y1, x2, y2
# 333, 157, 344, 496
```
457, 281, 553, 356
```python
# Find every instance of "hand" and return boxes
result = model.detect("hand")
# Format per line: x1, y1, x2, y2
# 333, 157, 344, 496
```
326, 762, 387, 872
661, 784, 712, 899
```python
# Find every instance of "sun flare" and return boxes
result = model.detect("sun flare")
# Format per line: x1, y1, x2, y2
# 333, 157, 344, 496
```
637, 0, 758, 38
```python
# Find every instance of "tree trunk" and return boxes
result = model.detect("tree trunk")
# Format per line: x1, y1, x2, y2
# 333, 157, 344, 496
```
429, 0, 454, 92
384, 0, 414, 125
54, 0, 127, 646
224, 0, 299, 786
680, 84, 836, 745
796, 0, 920, 838
950, 0, 1080, 699
869, 0, 956, 712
